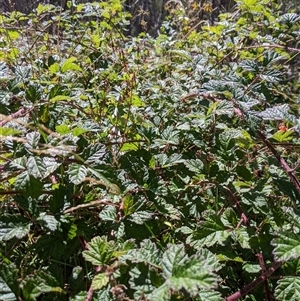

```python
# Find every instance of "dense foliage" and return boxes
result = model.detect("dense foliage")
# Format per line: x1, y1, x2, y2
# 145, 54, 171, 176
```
1, 0, 300, 300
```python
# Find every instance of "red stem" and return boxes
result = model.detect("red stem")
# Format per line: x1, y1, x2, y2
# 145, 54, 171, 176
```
0, 108, 27, 126
226, 261, 282, 301
226, 187, 250, 227
256, 131, 300, 194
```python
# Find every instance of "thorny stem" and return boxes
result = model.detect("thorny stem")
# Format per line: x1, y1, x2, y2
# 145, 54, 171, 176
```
226, 261, 282, 301
257, 253, 272, 301
257, 130, 300, 194
226, 187, 250, 227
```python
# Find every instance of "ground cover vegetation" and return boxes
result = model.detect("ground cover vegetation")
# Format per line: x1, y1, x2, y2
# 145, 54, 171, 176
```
1, 0, 300, 300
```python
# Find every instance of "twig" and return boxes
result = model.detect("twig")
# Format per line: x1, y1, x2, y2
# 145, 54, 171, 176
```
256, 131, 300, 195
0, 108, 28, 126
226, 187, 250, 227
63, 199, 118, 214
78, 236, 94, 301
257, 253, 272, 301
226, 261, 282, 301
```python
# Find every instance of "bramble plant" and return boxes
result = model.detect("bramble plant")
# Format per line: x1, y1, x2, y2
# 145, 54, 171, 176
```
1, 0, 300, 300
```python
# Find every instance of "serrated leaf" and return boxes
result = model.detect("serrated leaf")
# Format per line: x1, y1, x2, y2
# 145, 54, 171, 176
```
162, 244, 188, 278
21, 272, 63, 301
14, 171, 30, 189
169, 255, 217, 294
26, 156, 47, 178
120, 239, 161, 267
272, 233, 300, 261
37, 213, 59, 231
0, 263, 20, 300
68, 164, 87, 185
25, 132, 40, 151
190, 216, 230, 247
99, 206, 117, 221
120, 142, 139, 151
148, 284, 169, 301
257, 104, 291, 120
233, 228, 251, 249
0, 215, 31, 242
128, 210, 154, 225
198, 290, 224, 301
82, 144, 106, 165
275, 276, 300, 301
72, 127, 88, 136
83, 236, 114, 266
184, 159, 204, 173
88, 168, 121, 194
91, 273, 109, 290
0, 276, 16, 301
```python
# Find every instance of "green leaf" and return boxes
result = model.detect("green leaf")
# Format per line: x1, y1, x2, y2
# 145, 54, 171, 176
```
50, 95, 72, 102
26, 156, 47, 178
0, 215, 31, 242
91, 273, 109, 290
121, 239, 161, 267
37, 213, 59, 231
148, 284, 170, 301
274, 276, 300, 301
161, 244, 217, 296
128, 210, 154, 225
120, 142, 139, 151
88, 168, 121, 194
82, 236, 114, 266
61, 57, 82, 73
235, 165, 252, 181
272, 129, 294, 142
0, 277, 17, 301
82, 144, 106, 165
21, 272, 63, 301
25, 132, 40, 152
258, 104, 291, 121
55, 124, 70, 135
184, 159, 204, 173
189, 214, 230, 247
162, 244, 187, 278
72, 127, 88, 136
68, 164, 87, 185
0, 263, 19, 301
0, 127, 22, 136
272, 233, 300, 261
169, 256, 217, 293
198, 290, 224, 301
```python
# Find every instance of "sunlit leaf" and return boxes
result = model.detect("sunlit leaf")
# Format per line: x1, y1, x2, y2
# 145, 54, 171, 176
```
272, 233, 300, 261
83, 236, 115, 266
